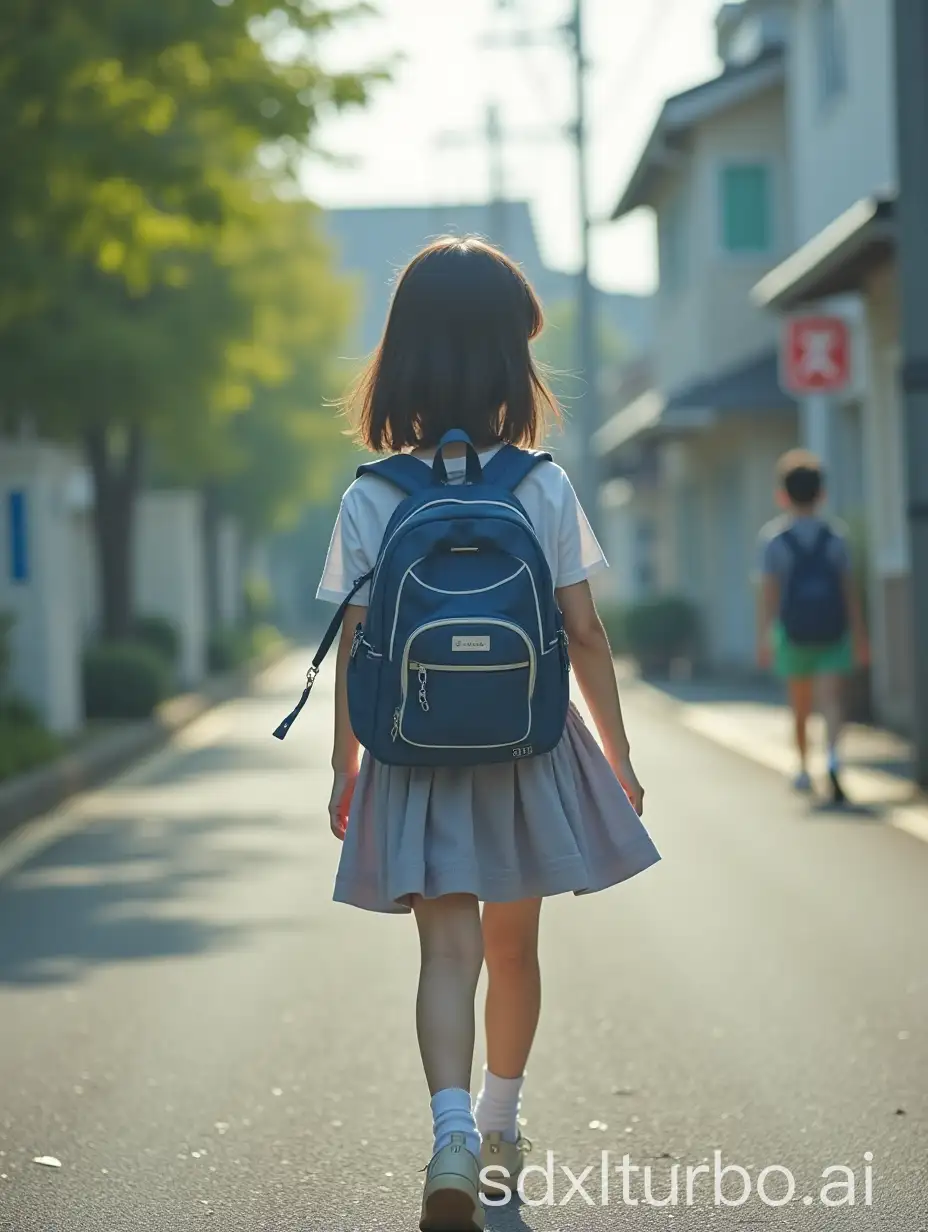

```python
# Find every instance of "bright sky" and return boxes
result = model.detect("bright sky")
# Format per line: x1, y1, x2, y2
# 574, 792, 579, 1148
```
307, 0, 724, 295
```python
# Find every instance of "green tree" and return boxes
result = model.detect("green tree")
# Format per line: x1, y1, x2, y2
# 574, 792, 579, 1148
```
0, 0, 380, 638
533, 297, 628, 411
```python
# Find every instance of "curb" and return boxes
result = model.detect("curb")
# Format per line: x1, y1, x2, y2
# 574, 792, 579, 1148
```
0, 644, 291, 842
623, 667, 928, 847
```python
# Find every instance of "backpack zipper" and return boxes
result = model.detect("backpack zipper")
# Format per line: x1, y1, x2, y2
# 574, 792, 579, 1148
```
397, 618, 536, 750
410, 661, 531, 713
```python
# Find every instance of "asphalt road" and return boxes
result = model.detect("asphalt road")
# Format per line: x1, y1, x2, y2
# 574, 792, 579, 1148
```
0, 651, 925, 1231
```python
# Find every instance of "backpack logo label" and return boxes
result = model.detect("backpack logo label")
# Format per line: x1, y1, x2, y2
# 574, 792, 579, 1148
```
452, 636, 491, 653
512, 745, 534, 759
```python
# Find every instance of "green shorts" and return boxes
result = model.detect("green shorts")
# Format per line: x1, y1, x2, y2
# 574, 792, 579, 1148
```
772, 623, 854, 680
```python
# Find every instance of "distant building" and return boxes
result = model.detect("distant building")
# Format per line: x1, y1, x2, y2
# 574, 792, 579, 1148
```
597, 2, 798, 664
323, 201, 654, 360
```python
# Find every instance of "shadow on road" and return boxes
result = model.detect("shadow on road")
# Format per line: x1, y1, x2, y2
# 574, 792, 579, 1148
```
0, 796, 298, 986
484, 1198, 535, 1231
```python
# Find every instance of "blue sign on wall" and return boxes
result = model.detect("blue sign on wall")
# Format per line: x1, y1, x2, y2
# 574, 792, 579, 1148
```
9, 491, 28, 583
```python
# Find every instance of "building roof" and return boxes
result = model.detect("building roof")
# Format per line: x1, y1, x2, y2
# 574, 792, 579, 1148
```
595, 349, 795, 458
323, 201, 654, 355
752, 196, 896, 311
611, 48, 785, 220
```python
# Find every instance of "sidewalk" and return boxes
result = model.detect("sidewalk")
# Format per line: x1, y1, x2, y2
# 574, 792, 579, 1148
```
0, 644, 290, 841
627, 669, 928, 846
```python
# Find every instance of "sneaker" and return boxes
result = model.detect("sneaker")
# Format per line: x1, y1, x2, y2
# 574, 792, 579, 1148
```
479, 1132, 532, 1196
419, 1133, 484, 1232
829, 768, 848, 806
793, 770, 813, 793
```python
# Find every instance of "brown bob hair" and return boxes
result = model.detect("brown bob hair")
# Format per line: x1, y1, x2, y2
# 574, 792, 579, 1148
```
351, 236, 559, 452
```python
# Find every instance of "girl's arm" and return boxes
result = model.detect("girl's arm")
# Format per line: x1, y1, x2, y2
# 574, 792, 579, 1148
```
332, 605, 365, 772
328, 604, 366, 838
556, 580, 644, 814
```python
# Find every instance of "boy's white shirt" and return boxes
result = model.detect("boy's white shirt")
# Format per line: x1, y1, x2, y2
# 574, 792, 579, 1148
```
317, 445, 607, 606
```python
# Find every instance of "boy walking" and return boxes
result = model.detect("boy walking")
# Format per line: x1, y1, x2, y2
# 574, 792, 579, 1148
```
757, 450, 868, 804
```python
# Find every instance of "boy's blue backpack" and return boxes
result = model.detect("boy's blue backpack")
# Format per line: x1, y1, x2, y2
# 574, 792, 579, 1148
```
779, 525, 848, 645
274, 430, 571, 767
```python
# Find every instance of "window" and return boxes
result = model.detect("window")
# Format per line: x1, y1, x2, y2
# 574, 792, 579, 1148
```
659, 189, 688, 292
720, 164, 772, 254
815, 0, 847, 106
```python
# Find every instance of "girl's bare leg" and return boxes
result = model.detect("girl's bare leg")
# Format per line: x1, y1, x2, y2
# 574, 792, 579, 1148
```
411, 893, 484, 1094
481, 899, 543, 1079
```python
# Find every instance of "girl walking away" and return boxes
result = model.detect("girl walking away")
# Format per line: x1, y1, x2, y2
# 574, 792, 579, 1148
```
311, 237, 660, 1231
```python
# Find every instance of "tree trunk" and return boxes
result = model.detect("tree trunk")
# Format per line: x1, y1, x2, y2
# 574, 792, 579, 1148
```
202, 483, 221, 632
85, 424, 144, 642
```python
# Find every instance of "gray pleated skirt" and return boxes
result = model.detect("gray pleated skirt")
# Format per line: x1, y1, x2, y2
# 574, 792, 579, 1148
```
333, 704, 660, 914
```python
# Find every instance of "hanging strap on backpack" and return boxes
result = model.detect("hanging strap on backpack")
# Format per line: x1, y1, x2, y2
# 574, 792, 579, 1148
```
273, 459, 430, 741
272, 568, 372, 741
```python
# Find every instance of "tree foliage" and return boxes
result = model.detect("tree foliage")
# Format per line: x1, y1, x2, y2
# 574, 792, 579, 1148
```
0, 0, 381, 637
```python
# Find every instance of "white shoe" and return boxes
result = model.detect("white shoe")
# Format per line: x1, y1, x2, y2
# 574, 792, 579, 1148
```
793, 770, 812, 793
420, 1134, 484, 1232
479, 1132, 532, 1196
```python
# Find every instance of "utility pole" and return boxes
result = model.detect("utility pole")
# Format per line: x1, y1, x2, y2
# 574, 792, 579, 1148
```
434, 102, 511, 251
486, 103, 508, 250
565, 0, 601, 539
893, 0, 928, 786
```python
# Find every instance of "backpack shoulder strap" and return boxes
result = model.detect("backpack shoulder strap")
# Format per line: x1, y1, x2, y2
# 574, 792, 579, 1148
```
481, 445, 553, 492
783, 524, 834, 560
811, 523, 836, 557
355, 454, 433, 496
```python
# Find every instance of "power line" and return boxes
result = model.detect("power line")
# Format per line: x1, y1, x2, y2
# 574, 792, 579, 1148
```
593, 0, 689, 129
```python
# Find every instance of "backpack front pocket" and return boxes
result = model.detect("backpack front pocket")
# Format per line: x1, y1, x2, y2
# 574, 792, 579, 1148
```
398, 619, 535, 752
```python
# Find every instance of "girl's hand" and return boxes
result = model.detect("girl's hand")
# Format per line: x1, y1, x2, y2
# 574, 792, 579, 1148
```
613, 754, 644, 816
328, 770, 357, 841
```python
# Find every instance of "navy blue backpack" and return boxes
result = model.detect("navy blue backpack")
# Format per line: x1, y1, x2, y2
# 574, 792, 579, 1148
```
274, 430, 571, 766
779, 525, 848, 645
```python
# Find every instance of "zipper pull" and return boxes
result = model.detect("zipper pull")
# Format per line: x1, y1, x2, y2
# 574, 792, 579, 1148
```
391, 708, 400, 741
418, 667, 429, 713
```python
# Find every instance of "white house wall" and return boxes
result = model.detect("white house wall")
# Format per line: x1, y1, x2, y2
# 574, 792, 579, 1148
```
655, 83, 790, 396
660, 417, 798, 668
693, 87, 792, 373
787, 0, 897, 244
654, 165, 708, 394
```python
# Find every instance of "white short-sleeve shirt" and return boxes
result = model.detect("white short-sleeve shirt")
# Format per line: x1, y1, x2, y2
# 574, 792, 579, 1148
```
317, 445, 607, 606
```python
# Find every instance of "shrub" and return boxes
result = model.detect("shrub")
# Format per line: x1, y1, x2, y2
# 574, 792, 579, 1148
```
249, 622, 283, 660
243, 574, 273, 629
207, 626, 250, 673
83, 641, 172, 719
0, 611, 13, 687
623, 596, 699, 674
0, 695, 41, 726
0, 720, 62, 783
207, 623, 283, 673
598, 605, 629, 656
0, 612, 63, 783
130, 614, 181, 666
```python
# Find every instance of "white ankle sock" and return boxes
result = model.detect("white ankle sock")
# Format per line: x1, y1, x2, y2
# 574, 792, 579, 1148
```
431, 1088, 479, 1156
474, 1066, 524, 1143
